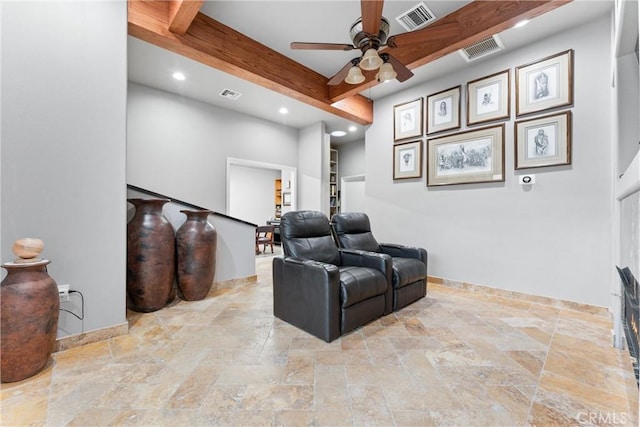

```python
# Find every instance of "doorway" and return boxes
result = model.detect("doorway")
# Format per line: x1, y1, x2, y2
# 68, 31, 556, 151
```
226, 157, 297, 225
340, 174, 366, 213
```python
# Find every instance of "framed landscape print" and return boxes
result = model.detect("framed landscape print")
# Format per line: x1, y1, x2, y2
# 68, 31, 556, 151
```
466, 70, 510, 126
514, 111, 571, 169
427, 86, 461, 134
516, 49, 573, 116
427, 125, 505, 186
393, 140, 422, 180
394, 98, 423, 141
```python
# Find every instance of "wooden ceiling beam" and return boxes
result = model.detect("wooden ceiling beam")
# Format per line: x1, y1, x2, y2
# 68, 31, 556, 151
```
329, 0, 572, 102
128, 0, 373, 125
168, 0, 204, 35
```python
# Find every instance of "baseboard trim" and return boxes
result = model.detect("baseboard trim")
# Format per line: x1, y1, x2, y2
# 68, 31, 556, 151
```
54, 322, 129, 353
428, 275, 609, 317
213, 275, 258, 287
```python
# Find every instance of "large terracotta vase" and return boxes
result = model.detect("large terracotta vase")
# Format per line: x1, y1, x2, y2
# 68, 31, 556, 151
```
127, 198, 175, 312
176, 210, 217, 301
1, 260, 60, 383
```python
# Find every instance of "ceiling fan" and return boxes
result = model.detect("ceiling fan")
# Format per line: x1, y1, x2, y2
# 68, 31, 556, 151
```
290, 0, 459, 85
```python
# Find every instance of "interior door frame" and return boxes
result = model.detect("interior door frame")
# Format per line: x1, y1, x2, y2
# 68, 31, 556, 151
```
226, 157, 297, 216
340, 174, 366, 213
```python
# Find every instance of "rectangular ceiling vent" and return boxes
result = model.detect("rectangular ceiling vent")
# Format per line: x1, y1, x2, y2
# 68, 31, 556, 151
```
395, 2, 436, 32
219, 88, 242, 100
458, 35, 504, 62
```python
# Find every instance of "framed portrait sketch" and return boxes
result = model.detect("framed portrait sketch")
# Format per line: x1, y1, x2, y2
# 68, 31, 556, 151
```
393, 140, 422, 180
516, 49, 573, 116
466, 70, 510, 126
514, 111, 571, 169
394, 98, 423, 141
282, 192, 292, 206
427, 125, 505, 186
427, 86, 461, 134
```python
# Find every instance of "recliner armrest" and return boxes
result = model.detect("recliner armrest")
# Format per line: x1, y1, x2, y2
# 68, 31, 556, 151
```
340, 249, 391, 275
379, 243, 428, 266
272, 256, 341, 342
339, 249, 393, 315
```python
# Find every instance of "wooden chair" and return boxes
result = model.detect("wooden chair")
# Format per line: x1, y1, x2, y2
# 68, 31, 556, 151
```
255, 225, 275, 254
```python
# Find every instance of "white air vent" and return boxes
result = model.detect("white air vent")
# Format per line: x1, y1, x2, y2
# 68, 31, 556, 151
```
219, 88, 242, 100
395, 2, 436, 32
458, 35, 504, 62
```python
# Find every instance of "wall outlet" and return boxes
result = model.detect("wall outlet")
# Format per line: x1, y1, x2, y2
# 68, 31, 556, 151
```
58, 284, 70, 302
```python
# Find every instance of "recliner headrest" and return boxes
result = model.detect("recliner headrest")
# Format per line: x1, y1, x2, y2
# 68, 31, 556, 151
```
331, 212, 372, 235
280, 210, 341, 265
281, 210, 331, 239
331, 212, 380, 253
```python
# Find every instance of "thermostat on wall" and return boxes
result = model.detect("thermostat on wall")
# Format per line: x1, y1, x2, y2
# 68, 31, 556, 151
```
519, 174, 536, 185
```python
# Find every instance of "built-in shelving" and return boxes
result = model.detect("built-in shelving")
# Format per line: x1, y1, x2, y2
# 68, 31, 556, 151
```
275, 178, 282, 218
329, 148, 339, 218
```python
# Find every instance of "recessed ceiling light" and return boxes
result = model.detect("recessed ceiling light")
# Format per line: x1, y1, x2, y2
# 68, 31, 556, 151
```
279, 107, 288, 115
348, 126, 357, 132
172, 72, 186, 81
331, 130, 347, 137
514, 20, 529, 28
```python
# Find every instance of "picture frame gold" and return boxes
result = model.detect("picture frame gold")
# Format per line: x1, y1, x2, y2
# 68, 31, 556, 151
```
393, 139, 422, 180
466, 70, 510, 126
427, 125, 505, 186
515, 111, 572, 169
394, 98, 423, 141
426, 86, 461, 135
515, 49, 574, 117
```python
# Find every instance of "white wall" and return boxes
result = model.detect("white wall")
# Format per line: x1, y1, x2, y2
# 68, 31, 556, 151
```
297, 122, 327, 213
229, 165, 280, 225
616, 52, 640, 175
1, 1, 128, 337
366, 14, 613, 307
127, 83, 299, 213
338, 140, 366, 178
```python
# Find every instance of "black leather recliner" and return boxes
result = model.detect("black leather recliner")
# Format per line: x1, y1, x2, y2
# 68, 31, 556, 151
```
331, 212, 428, 312
272, 210, 392, 342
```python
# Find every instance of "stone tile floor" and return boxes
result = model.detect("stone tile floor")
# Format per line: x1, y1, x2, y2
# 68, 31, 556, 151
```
1, 255, 638, 426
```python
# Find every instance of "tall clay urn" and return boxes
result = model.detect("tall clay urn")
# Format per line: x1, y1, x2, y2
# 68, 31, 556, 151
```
1, 260, 60, 383
127, 198, 175, 312
176, 210, 217, 301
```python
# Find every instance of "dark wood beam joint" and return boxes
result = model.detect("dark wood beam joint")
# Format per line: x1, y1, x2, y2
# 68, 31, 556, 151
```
168, 0, 204, 35
128, 1, 373, 125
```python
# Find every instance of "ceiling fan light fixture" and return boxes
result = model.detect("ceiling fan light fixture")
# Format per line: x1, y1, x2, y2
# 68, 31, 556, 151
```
359, 48, 383, 71
377, 62, 397, 82
345, 66, 366, 84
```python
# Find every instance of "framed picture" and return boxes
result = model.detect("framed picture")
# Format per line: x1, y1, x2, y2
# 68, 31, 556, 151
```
427, 86, 461, 134
427, 125, 505, 186
515, 49, 573, 117
282, 192, 291, 206
466, 70, 510, 126
394, 98, 423, 141
393, 140, 422, 180
514, 111, 571, 169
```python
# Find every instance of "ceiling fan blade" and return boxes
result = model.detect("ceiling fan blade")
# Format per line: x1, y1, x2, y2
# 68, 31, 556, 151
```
328, 61, 355, 86
361, 0, 384, 35
385, 54, 414, 82
386, 21, 460, 48
290, 42, 356, 51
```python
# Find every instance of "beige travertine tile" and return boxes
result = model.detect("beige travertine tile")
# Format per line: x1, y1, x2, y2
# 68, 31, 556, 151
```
239, 384, 313, 411
2, 255, 637, 427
